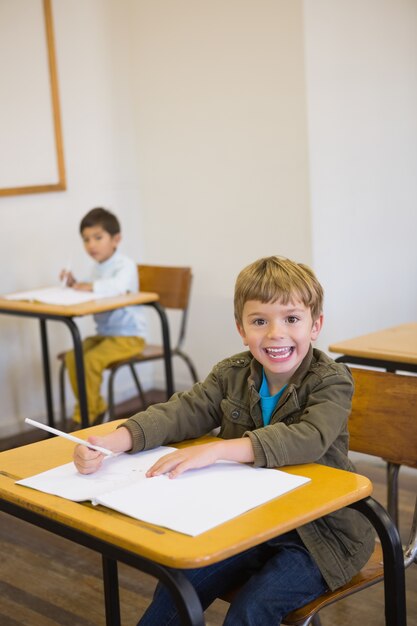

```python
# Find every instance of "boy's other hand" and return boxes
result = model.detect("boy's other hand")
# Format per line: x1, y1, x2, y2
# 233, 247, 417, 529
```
60, 269, 76, 287
73, 282, 93, 291
146, 442, 222, 479
146, 438, 255, 479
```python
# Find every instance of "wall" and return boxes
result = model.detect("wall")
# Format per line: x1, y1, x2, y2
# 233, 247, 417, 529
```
0, 0, 145, 436
127, 0, 311, 386
304, 0, 417, 351
0, 0, 416, 437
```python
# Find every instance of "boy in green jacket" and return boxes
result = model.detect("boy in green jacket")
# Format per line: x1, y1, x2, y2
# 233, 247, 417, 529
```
74, 256, 374, 626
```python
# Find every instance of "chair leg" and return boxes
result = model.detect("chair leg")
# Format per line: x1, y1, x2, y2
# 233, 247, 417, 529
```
387, 462, 400, 527
176, 350, 199, 383
59, 360, 67, 430
311, 615, 323, 626
128, 363, 147, 409
107, 368, 117, 421
107, 364, 147, 420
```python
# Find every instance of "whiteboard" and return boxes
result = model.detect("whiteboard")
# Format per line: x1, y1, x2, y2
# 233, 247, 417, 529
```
0, 0, 66, 196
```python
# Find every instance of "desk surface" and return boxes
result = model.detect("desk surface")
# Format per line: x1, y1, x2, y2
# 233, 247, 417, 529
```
0, 291, 159, 317
329, 322, 417, 366
0, 421, 372, 569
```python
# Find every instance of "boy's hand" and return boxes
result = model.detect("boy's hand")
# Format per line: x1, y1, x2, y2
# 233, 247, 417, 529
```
73, 282, 93, 291
146, 442, 222, 479
60, 269, 76, 287
73, 427, 133, 474
146, 439, 255, 479
74, 437, 105, 474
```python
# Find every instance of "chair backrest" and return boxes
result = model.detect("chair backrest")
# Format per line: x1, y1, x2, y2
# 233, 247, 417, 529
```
349, 368, 417, 469
138, 265, 192, 311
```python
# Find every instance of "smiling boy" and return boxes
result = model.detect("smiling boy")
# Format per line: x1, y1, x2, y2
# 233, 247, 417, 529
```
74, 255, 374, 625
60, 207, 146, 425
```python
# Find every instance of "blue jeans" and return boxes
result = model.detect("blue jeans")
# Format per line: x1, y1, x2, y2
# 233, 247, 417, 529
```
137, 530, 328, 626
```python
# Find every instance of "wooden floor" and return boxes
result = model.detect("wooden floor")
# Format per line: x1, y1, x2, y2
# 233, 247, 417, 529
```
0, 394, 415, 625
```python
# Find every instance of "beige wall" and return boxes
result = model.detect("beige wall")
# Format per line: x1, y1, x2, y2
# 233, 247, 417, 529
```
0, 0, 416, 437
305, 0, 417, 350
127, 0, 311, 383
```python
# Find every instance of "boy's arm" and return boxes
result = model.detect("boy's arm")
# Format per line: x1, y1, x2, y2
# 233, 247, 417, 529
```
74, 427, 133, 474
93, 259, 137, 296
74, 363, 226, 474
146, 438, 254, 479
246, 371, 353, 468
122, 367, 226, 453
73, 282, 93, 291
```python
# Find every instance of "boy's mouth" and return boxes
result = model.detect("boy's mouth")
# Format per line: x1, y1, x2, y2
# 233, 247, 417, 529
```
264, 347, 294, 359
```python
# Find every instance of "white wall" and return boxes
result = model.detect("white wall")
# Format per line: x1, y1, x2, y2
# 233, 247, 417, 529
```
0, 0, 146, 436
127, 0, 311, 385
304, 0, 417, 351
0, 0, 416, 437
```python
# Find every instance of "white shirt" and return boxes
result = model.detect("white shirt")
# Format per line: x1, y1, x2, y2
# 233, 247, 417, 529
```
90, 251, 146, 337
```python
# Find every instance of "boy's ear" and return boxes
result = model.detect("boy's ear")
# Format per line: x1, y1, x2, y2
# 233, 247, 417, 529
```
311, 313, 324, 341
236, 320, 248, 346
112, 233, 121, 246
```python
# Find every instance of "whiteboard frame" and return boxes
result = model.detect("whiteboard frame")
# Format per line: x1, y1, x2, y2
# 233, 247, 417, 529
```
0, 0, 66, 197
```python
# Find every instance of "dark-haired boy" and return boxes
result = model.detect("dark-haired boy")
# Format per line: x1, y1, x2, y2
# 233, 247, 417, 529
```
61, 207, 145, 425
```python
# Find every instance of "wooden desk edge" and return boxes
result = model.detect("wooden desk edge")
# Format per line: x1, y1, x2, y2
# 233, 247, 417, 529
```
0, 292, 159, 317
0, 427, 373, 569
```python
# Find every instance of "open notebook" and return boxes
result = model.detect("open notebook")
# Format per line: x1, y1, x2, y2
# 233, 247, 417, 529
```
17, 447, 311, 536
5, 286, 103, 306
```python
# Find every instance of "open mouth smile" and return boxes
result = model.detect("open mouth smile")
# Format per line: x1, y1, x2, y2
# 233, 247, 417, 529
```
264, 347, 294, 359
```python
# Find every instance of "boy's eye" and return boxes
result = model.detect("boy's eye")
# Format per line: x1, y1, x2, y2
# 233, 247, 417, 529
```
287, 316, 299, 324
253, 318, 266, 326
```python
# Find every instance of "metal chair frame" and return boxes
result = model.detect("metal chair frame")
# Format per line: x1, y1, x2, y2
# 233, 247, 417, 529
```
58, 264, 198, 424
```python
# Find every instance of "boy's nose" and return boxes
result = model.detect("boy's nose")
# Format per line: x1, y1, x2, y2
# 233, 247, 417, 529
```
267, 323, 284, 339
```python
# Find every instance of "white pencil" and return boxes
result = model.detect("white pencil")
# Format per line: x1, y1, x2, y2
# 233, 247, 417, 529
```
25, 418, 113, 457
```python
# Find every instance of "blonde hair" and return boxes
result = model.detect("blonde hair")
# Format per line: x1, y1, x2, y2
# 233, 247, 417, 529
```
234, 256, 324, 325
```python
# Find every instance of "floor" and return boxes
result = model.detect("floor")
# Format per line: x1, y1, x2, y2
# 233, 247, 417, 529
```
0, 392, 415, 625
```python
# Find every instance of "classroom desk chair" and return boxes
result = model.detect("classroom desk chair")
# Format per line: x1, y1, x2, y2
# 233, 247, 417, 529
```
221, 367, 417, 625
58, 264, 199, 424
348, 367, 417, 527
106, 264, 199, 417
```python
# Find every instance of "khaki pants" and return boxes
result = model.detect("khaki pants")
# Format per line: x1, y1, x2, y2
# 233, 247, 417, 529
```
65, 335, 145, 424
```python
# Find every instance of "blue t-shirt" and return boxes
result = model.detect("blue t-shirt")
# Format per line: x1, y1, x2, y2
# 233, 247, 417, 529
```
259, 370, 287, 426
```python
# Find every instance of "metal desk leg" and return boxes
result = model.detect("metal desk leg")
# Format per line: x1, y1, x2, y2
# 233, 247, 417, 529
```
61, 317, 89, 429
39, 319, 55, 428
349, 497, 407, 626
387, 462, 400, 528
102, 556, 205, 626
149, 302, 174, 398
102, 556, 121, 626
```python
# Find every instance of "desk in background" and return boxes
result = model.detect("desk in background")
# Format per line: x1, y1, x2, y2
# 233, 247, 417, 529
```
329, 322, 417, 373
0, 293, 174, 429
0, 422, 406, 626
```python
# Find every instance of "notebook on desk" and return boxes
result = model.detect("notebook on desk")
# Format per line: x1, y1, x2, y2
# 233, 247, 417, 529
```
5, 286, 102, 306
17, 447, 311, 536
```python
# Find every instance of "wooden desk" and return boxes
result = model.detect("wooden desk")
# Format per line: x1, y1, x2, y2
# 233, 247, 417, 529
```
0, 293, 174, 429
0, 422, 406, 626
329, 322, 417, 373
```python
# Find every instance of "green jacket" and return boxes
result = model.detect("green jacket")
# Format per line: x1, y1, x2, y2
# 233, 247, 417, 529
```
123, 346, 375, 590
